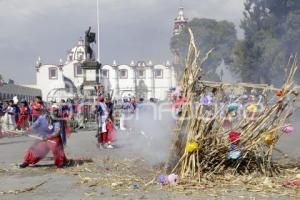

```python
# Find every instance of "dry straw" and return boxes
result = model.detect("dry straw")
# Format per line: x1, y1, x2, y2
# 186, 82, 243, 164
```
166, 29, 299, 179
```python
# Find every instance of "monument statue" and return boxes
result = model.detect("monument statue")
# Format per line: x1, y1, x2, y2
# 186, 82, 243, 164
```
82, 26, 101, 98
85, 26, 96, 60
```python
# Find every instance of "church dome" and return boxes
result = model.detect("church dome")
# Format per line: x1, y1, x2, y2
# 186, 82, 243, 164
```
66, 38, 86, 63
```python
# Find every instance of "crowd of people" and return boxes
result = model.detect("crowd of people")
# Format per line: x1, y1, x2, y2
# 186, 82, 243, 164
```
0, 96, 79, 134
170, 86, 274, 124
0, 96, 45, 133
0, 93, 141, 168
95, 95, 139, 148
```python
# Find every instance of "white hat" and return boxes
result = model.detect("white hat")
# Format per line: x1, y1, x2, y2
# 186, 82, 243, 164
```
13, 96, 19, 104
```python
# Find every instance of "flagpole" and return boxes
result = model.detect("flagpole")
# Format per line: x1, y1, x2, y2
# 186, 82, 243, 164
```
97, 0, 100, 62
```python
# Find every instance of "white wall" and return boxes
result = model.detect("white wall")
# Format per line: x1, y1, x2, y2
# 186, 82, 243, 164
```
36, 64, 64, 100
101, 63, 176, 100
62, 61, 84, 88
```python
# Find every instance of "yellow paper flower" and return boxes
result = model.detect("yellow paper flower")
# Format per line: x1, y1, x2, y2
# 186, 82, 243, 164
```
264, 133, 275, 145
247, 104, 257, 112
186, 142, 199, 153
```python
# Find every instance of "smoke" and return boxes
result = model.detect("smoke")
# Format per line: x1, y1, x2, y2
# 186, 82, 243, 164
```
276, 109, 300, 158
116, 102, 175, 165
115, 102, 300, 164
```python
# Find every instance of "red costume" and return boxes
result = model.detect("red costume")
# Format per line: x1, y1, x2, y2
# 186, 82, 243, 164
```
23, 136, 66, 167
98, 132, 108, 144
97, 120, 116, 144
17, 106, 29, 129
31, 101, 44, 121
20, 106, 67, 168
107, 120, 116, 142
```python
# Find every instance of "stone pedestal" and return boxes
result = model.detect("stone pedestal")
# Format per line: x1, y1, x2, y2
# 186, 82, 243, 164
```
82, 60, 101, 97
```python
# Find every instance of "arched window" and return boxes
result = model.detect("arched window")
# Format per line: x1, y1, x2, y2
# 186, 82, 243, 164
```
74, 63, 83, 77
49, 67, 58, 80
102, 69, 109, 78
77, 50, 84, 61
119, 69, 128, 79
154, 69, 163, 79
137, 70, 145, 79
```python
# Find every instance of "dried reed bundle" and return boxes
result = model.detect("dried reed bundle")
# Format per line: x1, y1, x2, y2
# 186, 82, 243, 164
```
166, 29, 299, 179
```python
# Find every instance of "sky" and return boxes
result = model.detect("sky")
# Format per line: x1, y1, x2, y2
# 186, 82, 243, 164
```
0, 0, 245, 84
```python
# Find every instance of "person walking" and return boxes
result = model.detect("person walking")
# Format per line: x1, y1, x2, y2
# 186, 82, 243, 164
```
95, 96, 109, 149
6, 100, 18, 131
106, 117, 116, 149
17, 99, 30, 130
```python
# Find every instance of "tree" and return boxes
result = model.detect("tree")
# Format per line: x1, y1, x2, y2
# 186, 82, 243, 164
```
233, 0, 300, 85
170, 18, 237, 81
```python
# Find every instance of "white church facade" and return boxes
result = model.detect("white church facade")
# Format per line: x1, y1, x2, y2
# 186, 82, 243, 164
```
102, 60, 176, 100
35, 39, 86, 102
34, 5, 189, 102
35, 39, 176, 101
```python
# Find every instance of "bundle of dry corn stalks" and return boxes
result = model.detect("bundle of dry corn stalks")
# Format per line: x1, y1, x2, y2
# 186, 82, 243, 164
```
166, 29, 300, 178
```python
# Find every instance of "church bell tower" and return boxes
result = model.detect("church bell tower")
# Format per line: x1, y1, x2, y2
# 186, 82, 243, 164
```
173, 3, 188, 36
172, 2, 188, 80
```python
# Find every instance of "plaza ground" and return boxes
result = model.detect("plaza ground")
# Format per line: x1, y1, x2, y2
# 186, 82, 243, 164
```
0, 110, 300, 199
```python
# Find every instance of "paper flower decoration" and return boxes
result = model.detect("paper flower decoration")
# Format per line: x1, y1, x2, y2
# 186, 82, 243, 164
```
186, 142, 199, 153
167, 174, 178, 186
200, 96, 212, 105
228, 103, 239, 112
229, 131, 241, 143
247, 104, 257, 112
227, 150, 241, 160
282, 125, 294, 135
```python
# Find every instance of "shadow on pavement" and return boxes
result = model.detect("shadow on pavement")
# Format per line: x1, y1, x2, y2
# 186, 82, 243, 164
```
30, 158, 94, 168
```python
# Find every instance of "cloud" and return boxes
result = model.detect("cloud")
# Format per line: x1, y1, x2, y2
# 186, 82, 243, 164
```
0, 0, 245, 84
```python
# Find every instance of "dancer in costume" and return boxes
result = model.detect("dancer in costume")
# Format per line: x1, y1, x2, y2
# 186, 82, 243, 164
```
19, 104, 67, 168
